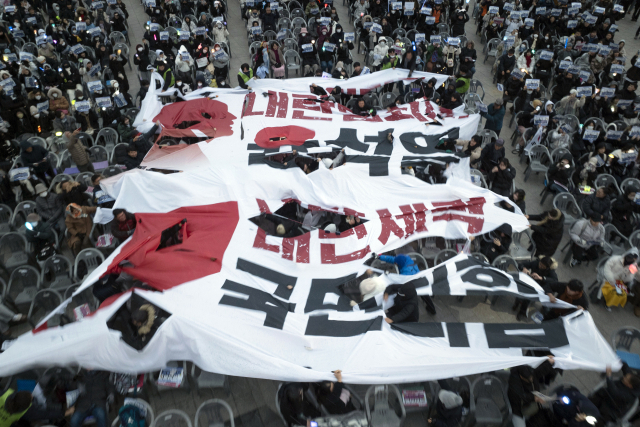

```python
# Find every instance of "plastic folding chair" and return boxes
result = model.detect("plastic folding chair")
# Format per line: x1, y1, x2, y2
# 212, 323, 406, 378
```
364, 385, 406, 427
27, 288, 63, 327
194, 400, 234, 427
73, 248, 105, 282
150, 410, 193, 427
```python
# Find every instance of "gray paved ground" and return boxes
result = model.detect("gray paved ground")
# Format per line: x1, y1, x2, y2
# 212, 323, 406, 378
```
106, 0, 640, 425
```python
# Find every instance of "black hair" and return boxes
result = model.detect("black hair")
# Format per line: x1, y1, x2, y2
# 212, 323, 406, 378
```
539, 256, 552, 269
112, 208, 126, 217
500, 158, 510, 168
91, 174, 101, 184
567, 279, 583, 292
514, 189, 525, 200
127, 144, 138, 153
55, 110, 64, 119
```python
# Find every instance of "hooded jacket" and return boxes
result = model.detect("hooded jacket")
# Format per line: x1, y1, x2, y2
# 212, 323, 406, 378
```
528, 210, 564, 256
211, 23, 229, 43
548, 153, 573, 187
175, 46, 194, 73
36, 192, 63, 224
430, 390, 463, 427
373, 40, 389, 66
359, 276, 387, 301
384, 283, 419, 323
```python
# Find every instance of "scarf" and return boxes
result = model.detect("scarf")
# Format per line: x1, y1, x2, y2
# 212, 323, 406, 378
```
66, 203, 87, 218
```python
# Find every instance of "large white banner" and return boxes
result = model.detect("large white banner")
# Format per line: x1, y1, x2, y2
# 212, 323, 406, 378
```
0, 75, 620, 381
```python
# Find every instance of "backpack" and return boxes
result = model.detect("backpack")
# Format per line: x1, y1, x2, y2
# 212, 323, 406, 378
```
118, 405, 146, 427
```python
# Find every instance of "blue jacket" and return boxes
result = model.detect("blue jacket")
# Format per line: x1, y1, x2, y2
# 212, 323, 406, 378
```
379, 254, 419, 275
482, 104, 506, 132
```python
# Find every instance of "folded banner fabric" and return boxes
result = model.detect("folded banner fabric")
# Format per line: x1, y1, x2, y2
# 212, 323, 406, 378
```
0, 73, 619, 380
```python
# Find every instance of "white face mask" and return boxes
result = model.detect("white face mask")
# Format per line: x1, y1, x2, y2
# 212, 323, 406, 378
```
34, 113, 40, 118
35, 95, 41, 100
39, 191, 47, 197
138, 47, 143, 51
53, 93, 58, 98
65, 67, 70, 72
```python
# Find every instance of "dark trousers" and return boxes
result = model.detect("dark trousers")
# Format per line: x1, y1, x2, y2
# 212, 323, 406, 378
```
571, 243, 599, 261
77, 162, 95, 173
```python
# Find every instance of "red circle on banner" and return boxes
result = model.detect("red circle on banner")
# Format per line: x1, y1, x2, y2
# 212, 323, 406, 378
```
254, 126, 316, 148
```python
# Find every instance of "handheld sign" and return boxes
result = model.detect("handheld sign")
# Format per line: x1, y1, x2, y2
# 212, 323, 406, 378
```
425, 16, 435, 24
415, 33, 425, 43
19, 52, 36, 62
11, 29, 25, 38
497, 83, 504, 92
567, 7, 579, 15
150, 23, 160, 32
180, 52, 189, 61
404, 8, 414, 15
606, 130, 623, 140
323, 42, 335, 52
585, 15, 598, 24
87, 81, 103, 92
363, 22, 373, 29
194, 27, 206, 35
420, 6, 431, 14
475, 101, 488, 113
179, 31, 190, 40
583, 129, 600, 142
551, 8, 562, 16
567, 65, 581, 75
71, 44, 85, 55
36, 101, 49, 112
276, 29, 287, 40
503, 3, 514, 11
391, 2, 402, 9
610, 64, 624, 74
24, 77, 37, 88
4, 5, 15, 12
146, 0, 156, 6
160, 31, 169, 40
212, 49, 226, 60
524, 18, 535, 27
635, 103, 640, 112
630, 127, 640, 137
251, 27, 262, 35
301, 43, 313, 53
489, 5, 499, 14
614, 4, 624, 12
504, 35, 515, 46
96, 97, 113, 108
493, 17, 504, 25
26, 16, 36, 24
447, 37, 460, 46
344, 32, 355, 42
114, 93, 127, 108
371, 23, 382, 33
533, 115, 549, 126
579, 70, 591, 81
108, 0, 116, 4
594, 6, 605, 14
87, 27, 102, 37
404, 2, 414, 9
618, 99, 634, 108
576, 86, 592, 97
318, 17, 331, 26
510, 69, 525, 79
196, 57, 208, 68
540, 50, 553, 61
3, 53, 16, 62
35, 35, 47, 45
525, 79, 540, 89
536, 6, 546, 14
430, 35, 441, 44
75, 100, 91, 113
600, 87, 616, 97
88, 63, 101, 77
212, 16, 224, 22
92, 1, 104, 9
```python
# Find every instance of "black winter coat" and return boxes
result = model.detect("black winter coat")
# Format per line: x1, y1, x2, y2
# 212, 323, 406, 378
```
529, 211, 564, 257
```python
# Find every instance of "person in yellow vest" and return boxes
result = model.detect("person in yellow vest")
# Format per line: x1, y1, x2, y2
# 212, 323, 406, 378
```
156, 61, 175, 92
0, 389, 74, 427
237, 63, 253, 90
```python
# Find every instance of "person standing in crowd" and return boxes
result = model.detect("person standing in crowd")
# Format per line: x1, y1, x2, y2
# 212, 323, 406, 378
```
65, 130, 94, 173
526, 209, 564, 257
479, 138, 505, 173
481, 99, 506, 137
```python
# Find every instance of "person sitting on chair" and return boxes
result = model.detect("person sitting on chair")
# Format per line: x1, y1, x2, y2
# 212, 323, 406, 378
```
569, 215, 604, 267
600, 250, 640, 310
24, 213, 56, 254
279, 383, 321, 427
427, 389, 464, 427
479, 223, 512, 263
316, 370, 356, 415
513, 256, 558, 321
589, 364, 640, 426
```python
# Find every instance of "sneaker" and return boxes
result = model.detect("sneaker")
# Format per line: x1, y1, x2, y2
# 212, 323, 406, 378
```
570, 258, 581, 267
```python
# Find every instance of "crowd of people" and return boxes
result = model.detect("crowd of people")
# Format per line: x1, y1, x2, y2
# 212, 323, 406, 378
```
0, 0, 639, 424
